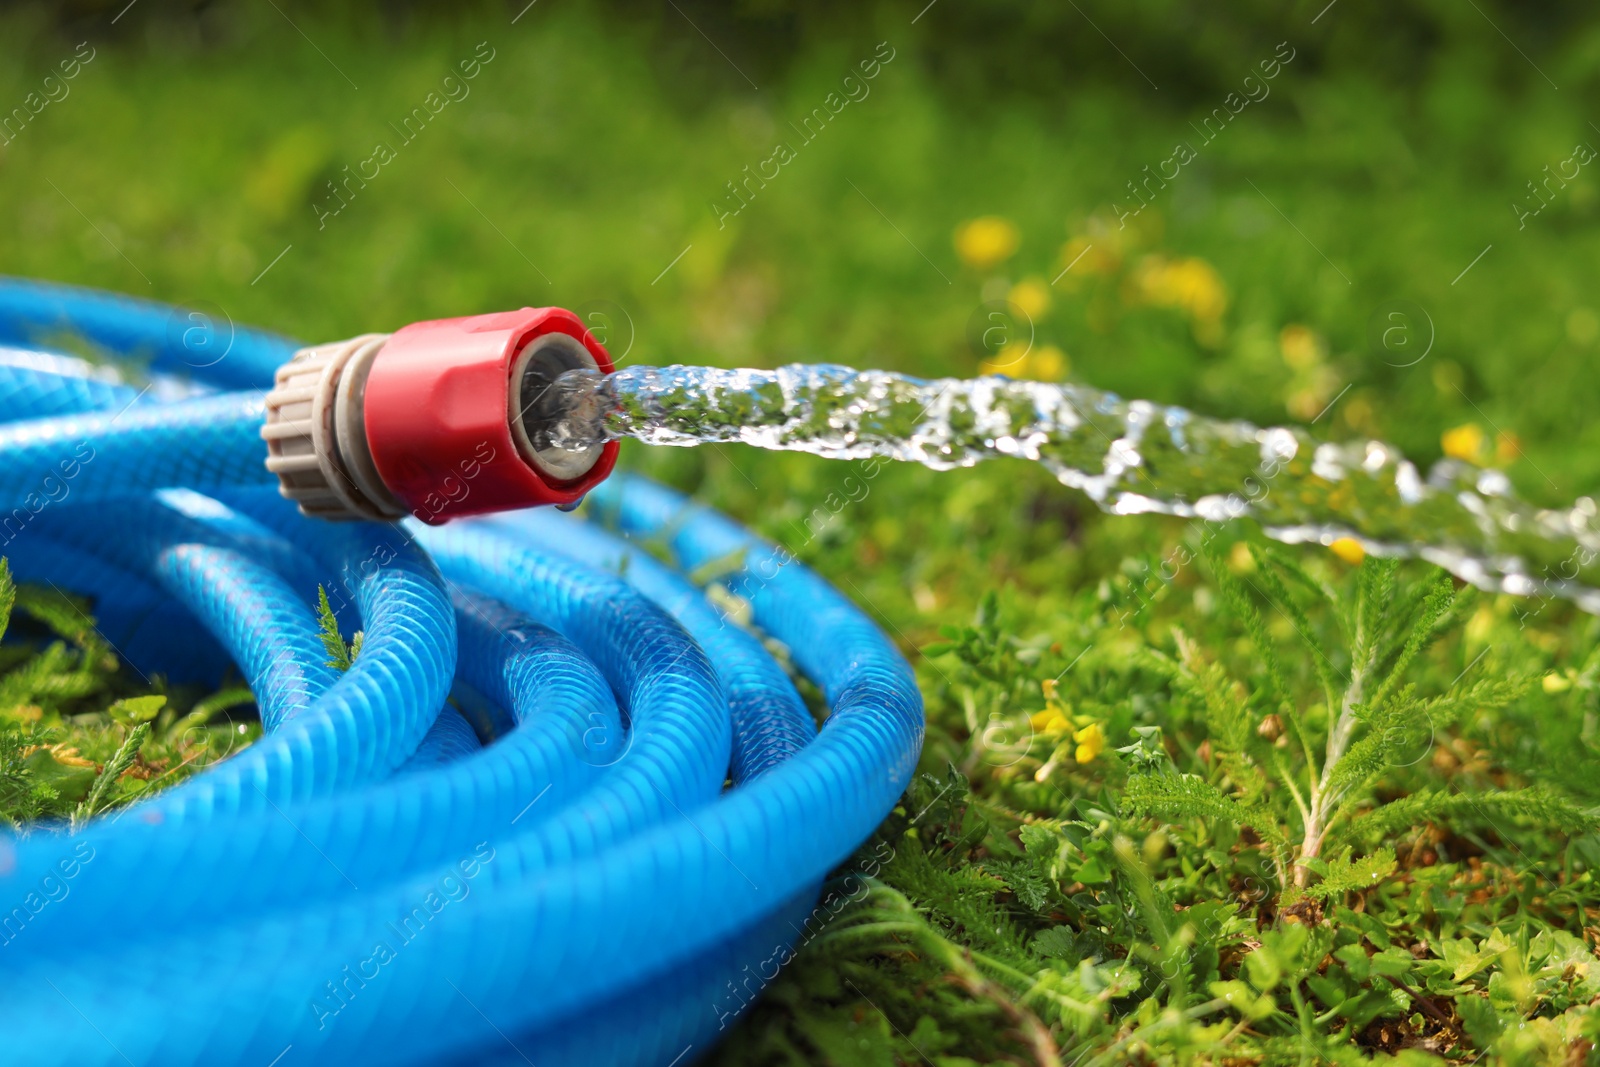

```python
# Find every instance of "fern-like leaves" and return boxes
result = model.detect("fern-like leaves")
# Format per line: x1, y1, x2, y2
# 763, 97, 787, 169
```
1301, 847, 1398, 901
1347, 786, 1597, 839
316, 585, 363, 671
73, 721, 151, 826
1124, 771, 1286, 846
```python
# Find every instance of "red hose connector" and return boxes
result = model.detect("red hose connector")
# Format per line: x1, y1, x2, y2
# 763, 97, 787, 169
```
262, 308, 618, 524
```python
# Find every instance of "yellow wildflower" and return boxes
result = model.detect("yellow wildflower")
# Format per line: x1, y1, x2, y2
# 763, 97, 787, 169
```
1542, 672, 1572, 694
979, 340, 1030, 376
1073, 722, 1106, 763
1025, 344, 1068, 381
1174, 260, 1228, 325
1228, 541, 1255, 574
954, 216, 1020, 270
1329, 538, 1365, 565
1007, 278, 1052, 319
1278, 324, 1324, 370
1441, 424, 1486, 463
1031, 708, 1070, 734
1128, 255, 1227, 329
1495, 432, 1521, 466
1032, 678, 1072, 734
986, 343, 1069, 382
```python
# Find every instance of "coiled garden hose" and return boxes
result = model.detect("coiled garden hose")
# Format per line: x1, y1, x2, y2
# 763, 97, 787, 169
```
0, 278, 924, 1067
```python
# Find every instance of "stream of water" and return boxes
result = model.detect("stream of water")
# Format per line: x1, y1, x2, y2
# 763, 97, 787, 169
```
536, 363, 1600, 612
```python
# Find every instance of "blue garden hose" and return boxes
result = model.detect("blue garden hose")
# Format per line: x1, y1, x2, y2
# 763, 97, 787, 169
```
0, 279, 924, 1066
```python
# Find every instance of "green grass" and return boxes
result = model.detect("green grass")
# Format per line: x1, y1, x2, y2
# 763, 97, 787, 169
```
0, 561, 256, 830
3, 3, 1600, 1063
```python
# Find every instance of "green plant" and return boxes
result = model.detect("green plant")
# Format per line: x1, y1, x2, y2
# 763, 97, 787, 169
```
1124, 543, 1594, 904
0, 557, 258, 832
712, 537, 1600, 1065
315, 584, 363, 671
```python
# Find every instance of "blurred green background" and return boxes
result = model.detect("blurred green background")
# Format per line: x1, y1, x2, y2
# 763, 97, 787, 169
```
4, 2, 1600, 1061
3, 0, 1598, 500
5, 0, 1598, 638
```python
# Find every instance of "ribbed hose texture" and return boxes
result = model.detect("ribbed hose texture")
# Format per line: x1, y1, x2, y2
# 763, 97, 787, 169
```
0, 279, 924, 1067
